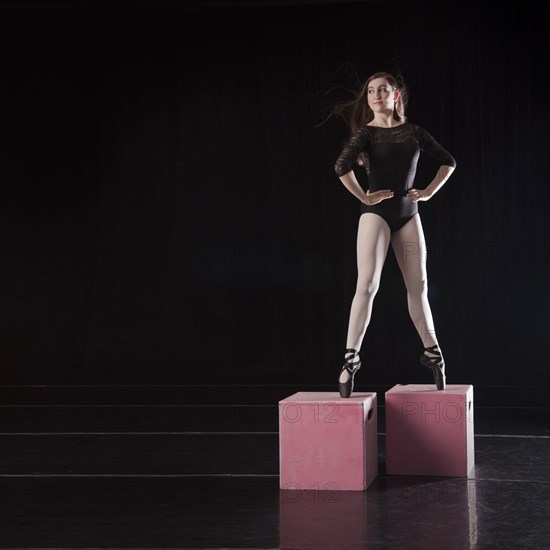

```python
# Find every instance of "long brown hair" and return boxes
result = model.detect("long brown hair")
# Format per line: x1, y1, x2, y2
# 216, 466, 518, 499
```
321, 70, 409, 135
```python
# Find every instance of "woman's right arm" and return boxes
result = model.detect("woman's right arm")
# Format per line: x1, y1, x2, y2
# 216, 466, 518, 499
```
334, 125, 369, 177
334, 126, 394, 206
338, 171, 371, 203
334, 126, 371, 203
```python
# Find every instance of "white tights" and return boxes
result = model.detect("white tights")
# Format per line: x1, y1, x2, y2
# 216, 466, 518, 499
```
339, 212, 440, 383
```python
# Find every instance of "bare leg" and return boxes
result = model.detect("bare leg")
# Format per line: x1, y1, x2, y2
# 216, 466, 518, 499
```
340, 213, 392, 383
390, 213, 441, 362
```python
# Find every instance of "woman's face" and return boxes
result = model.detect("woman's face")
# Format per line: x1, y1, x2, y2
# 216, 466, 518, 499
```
367, 78, 399, 112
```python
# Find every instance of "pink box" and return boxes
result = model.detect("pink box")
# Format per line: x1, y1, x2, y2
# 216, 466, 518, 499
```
385, 384, 475, 477
279, 392, 378, 491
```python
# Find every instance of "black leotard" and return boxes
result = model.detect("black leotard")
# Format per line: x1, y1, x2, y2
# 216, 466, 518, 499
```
334, 122, 456, 232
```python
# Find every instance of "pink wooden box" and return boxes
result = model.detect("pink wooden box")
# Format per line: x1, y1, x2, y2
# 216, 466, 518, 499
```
279, 392, 378, 491
385, 384, 475, 477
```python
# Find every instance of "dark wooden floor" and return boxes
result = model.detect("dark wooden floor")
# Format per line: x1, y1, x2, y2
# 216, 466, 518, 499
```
1, 384, 548, 549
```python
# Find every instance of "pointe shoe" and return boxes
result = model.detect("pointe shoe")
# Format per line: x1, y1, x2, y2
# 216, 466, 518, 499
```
338, 348, 361, 398
420, 344, 446, 390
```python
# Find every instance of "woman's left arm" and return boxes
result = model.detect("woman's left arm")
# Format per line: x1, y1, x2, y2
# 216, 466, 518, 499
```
408, 125, 457, 202
408, 164, 455, 202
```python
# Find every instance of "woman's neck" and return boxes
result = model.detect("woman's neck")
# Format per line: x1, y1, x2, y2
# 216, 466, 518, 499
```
369, 113, 401, 128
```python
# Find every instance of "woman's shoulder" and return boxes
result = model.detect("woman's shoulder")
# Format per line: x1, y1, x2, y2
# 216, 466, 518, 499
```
404, 120, 421, 131
405, 121, 433, 139
348, 123, 373, 141
357, 122, 374, 134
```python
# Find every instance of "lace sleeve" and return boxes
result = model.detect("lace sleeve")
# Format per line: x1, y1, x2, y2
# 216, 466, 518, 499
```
414, 125, 456, 167
334, 125, 371, 177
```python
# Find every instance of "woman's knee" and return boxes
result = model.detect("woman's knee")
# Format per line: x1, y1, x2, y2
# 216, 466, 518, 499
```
355, 276, 381, 296
405, 276, 428, 296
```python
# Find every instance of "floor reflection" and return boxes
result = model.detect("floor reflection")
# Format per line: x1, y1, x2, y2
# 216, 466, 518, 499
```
280, 476, 480, 550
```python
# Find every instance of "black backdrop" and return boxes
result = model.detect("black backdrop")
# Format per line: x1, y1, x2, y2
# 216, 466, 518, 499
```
0, 2, 548, 407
